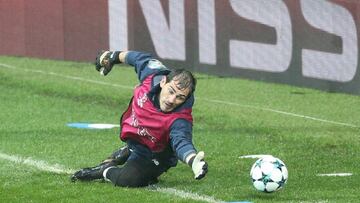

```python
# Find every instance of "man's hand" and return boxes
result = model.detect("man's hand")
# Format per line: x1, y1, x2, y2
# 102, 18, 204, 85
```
191, 151, 208, 180
95, 51, 121, 76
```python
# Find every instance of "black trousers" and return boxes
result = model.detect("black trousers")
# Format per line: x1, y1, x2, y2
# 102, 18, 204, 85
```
105, 156, 169, 187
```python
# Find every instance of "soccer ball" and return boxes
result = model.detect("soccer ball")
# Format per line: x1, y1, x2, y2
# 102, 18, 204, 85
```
250, 156, 288, 193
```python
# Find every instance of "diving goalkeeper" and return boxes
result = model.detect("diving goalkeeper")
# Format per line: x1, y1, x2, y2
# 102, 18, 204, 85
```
71, 50, 208, 187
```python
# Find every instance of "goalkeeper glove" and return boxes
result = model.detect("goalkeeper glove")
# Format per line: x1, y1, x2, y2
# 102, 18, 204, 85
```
95, 50, 121, 76
187, 151, 208, 180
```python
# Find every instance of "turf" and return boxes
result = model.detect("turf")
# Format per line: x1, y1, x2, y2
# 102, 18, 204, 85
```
0, 56, 359, 203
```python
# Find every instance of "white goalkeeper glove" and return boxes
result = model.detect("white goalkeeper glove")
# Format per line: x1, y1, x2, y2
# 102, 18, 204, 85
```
187, 151, 208, 180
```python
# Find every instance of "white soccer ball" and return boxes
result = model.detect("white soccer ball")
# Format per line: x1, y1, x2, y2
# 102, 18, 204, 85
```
250, 156, 288, 193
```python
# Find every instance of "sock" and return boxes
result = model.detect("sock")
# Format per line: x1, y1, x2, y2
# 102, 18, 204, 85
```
103, 166, 117, 182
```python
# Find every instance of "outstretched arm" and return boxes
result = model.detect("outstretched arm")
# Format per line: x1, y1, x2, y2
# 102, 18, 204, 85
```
170, 119, 208, 180
95, 50, 168, 81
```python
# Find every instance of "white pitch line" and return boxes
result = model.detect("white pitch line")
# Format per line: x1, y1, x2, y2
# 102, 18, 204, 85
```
317, 173, 352, 177
239, 154, 273, 159
0, 152, 74, 174
0, 63, 14, 69
201, 98, 358, 128
149, 186, 225, 203
0, 152, 224, 203
0, 63, 358, 128
0, 63, 133, 90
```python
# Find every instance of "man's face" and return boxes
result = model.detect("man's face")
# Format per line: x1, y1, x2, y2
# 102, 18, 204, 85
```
159, 77, 191, 112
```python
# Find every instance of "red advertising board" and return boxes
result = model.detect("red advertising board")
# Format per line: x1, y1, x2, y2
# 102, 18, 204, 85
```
1, 0, 360, 94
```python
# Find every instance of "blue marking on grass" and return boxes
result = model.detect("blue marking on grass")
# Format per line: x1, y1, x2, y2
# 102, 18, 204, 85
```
67, 123, 92, 129
67, 123, 120, 129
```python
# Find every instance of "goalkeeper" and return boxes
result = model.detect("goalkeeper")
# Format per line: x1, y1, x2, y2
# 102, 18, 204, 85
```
71, 50, 208, 187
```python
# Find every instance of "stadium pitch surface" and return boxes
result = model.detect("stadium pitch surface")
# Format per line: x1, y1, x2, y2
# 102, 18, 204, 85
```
0, 57, 359, 202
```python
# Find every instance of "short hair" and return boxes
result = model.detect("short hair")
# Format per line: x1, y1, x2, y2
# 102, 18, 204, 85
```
166, 69, 196, 95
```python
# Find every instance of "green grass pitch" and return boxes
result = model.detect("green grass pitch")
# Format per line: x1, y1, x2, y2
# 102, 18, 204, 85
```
0, 56, 359, 203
